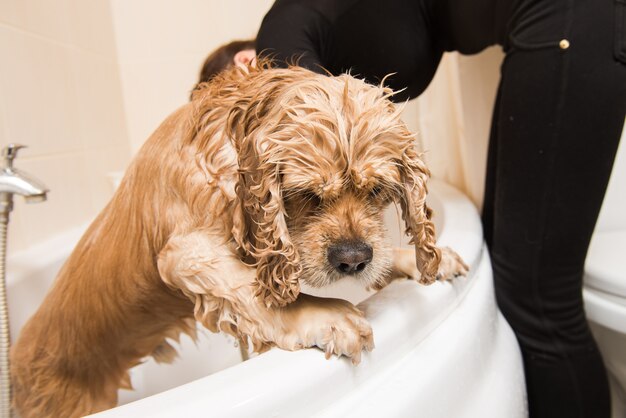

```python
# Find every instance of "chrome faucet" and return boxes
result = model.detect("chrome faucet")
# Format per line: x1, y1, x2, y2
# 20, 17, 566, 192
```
0, 144, 49, 417
0, 144, 48, 418
0, 144, 49, 221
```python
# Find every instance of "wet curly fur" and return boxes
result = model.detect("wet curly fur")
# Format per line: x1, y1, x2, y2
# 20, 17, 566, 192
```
10, 63, 467, 417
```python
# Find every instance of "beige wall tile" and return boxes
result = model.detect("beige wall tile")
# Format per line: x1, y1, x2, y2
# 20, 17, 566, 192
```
0, 0, 73, 46
66, 0, 118, 57
0, 80, 6, 144
110, 0, 273, 152
110, 0, 226, 62
0, 0, 117, 57
0, 25, 82, 156
118, 54, 207, 153
114, 56, 184, 153
68, 49, 129, 150
1, 0, 130, 258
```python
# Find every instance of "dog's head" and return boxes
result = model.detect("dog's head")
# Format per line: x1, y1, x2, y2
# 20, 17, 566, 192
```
228, 67, 440, 308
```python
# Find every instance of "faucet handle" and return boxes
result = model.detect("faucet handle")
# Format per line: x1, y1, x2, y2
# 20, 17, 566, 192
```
2, 143, 27, 168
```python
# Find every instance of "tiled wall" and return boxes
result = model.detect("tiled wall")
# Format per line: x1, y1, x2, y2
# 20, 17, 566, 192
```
109, 0, 275, 153
0, 0, 131, 255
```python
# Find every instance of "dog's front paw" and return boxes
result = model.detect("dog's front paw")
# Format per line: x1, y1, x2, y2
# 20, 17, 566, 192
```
387, 247, 468, 286
281, 296, 374, 365
433, 247, 469, 282
316, 308, 374, 365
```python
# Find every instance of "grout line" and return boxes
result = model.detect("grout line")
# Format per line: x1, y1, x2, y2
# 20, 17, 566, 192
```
8, 145, 130, 163
0, 21, 114, 62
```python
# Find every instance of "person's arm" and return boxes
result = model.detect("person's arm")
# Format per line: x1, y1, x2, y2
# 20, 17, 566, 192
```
256, 2, 330, 73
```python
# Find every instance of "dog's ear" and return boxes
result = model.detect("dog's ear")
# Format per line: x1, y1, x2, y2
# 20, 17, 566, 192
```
228, 101, 301, 308
398, 145, 442, 284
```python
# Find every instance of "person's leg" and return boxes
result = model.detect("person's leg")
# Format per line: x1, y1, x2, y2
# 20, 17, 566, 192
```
485, 0, 626, 416
481, 85, 500, 249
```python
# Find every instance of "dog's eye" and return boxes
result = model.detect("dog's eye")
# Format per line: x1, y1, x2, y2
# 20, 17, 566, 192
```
302, 190, 322, 207
369, 185, 384, 198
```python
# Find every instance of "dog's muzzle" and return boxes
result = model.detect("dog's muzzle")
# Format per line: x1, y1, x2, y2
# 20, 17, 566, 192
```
327, 240, 373, 275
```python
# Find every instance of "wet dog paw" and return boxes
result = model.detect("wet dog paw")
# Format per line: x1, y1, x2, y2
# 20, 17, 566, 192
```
434, 247, 469, 281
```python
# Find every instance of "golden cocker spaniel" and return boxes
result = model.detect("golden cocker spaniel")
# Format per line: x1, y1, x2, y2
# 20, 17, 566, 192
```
11, 64, 468, 417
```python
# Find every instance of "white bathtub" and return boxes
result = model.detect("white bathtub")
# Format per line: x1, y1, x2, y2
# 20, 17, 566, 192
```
7, 180, 527, 417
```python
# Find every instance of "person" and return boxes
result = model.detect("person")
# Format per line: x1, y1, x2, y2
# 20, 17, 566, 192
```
191, 39, 256, 97
255, 0, 626, 417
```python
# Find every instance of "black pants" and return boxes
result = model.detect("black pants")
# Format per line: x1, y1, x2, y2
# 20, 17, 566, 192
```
482, 0, 626, 417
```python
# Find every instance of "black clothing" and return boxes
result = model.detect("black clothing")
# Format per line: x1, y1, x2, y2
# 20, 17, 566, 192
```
257, 0, 519, 101
257, 0, 626, 417
484, 2, 625, 416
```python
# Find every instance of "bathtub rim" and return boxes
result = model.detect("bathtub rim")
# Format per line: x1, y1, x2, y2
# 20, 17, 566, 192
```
84, 179, 489, 417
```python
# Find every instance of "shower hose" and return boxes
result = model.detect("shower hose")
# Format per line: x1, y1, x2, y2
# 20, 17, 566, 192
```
0, 211, 13, 418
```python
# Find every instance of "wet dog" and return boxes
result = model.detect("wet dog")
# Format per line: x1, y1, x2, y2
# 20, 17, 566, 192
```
11, 64, 467, 417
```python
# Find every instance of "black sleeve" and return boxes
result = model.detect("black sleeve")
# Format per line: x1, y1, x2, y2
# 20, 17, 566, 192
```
256, 2, 330, 73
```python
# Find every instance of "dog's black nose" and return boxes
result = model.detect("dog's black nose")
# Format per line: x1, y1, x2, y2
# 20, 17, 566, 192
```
327, 241, 373, 274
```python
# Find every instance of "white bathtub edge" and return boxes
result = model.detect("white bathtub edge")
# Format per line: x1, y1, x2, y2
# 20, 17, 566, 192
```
89, 180, 525, 418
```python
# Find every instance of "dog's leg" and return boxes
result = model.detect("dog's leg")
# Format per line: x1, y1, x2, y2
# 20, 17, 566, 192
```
274, 293, 375, 364
434, 246, 469, 281
373, 247, 469, 290
157, 231, 374, 364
